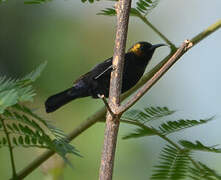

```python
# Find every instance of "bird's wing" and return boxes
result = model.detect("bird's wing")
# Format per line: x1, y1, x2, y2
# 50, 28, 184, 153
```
92, 58, 113, 80
73, 57, 113, 84
94, 65, 112, 80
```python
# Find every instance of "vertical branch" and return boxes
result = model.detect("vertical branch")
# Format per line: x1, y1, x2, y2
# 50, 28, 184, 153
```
99, 0, 131, 180
0, 117, 17, 179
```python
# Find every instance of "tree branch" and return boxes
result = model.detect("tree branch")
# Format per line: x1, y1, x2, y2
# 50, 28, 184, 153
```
118, 19, 221, 114
191, 19, 221, 45
118, 40, 192, 114
13, 19, 221, 180
99, 0, 131, 179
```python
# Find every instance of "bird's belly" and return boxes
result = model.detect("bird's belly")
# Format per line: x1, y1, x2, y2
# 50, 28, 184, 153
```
88, 66, 144, 98
121, 68, 144, 93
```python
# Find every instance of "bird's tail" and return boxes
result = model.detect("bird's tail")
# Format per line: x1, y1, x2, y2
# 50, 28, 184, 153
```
45, 87, 86, 113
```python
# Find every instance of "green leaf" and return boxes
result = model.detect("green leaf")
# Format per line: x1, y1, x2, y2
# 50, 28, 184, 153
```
12, 137, 18, 145
31, 137, 37, 144
2, 137, 7, 145
135, 0, 160, 16
13, 104, 68, 139
12, 123, 20, 132
0, 62, 80, 165
158, 117, 213, 135
179, 140, 221, 153
24, 0, 51, 4
22, 61, 47, 83
52, 138, 81, 163
0, 90, 18, 114
151, 145, 190, 180
122, 106, 175, 123
17, 86, 35, 102
98, 7, 142, 17
6, 124, 14, 132
97, 7, 116, 16
189, 162, 221, 180
0, 76, 16, 93
18, 136, 24, 145
98, 0, 160, 17
25, 135, 30, 144
123, 127, 156, 139
130, 8, 141, 16
0, 62, 47, 113
38, 138, 44, 145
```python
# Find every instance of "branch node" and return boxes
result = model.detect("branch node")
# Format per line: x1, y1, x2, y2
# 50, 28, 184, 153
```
184, 39, 193, 50
115, 2, 120, 15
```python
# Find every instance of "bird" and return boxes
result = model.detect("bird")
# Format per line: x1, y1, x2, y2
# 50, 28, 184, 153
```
45, 41, 166, 113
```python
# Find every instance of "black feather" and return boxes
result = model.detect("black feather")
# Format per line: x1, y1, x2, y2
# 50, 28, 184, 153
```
45, 42, 166, 113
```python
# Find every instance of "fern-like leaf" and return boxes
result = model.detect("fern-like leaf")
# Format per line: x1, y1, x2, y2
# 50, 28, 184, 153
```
24, 0, 52, 4
0, 62, 47, 114
136, 0, 160, 16
97, 7, 116, 16
98, 0, 160, 17
0, 89, 18, 113
22, 61, 47, 82
189, 162, 221, 180
122, 106, 175, 123
0, 106, 80, 160
0, 61, 80, 166
151, 145, 190, 180
158, 117, 213, 135
13, 104, 67, 140
179, 140, 221, 153
122, 127, 156, 139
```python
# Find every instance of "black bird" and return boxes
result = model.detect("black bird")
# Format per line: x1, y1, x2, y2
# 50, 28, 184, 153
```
45, 42, 165, 113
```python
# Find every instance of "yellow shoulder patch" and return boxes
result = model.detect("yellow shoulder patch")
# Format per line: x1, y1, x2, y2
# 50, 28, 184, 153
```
128, 43, 142, 56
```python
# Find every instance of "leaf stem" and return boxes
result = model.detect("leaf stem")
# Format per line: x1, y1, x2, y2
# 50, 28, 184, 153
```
138, 14, 176, 50
0, 117, 17, 179
191, 19, 221, 45
120, 119, 202, 171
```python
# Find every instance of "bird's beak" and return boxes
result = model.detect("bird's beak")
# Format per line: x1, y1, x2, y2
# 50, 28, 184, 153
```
151, 43, 167, 50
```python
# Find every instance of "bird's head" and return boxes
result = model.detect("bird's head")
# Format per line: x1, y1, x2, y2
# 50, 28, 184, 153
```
128, 41, 166, 59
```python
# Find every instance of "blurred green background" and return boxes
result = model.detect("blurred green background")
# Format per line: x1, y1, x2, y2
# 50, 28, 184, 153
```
0, 0, 221, 179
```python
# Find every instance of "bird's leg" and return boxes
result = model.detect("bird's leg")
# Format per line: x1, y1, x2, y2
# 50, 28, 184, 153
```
98, 94, 115, 117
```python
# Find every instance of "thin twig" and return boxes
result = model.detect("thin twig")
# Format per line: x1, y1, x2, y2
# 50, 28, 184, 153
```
98, 94, 115, 117
99, 0, 131, 179
0, 117, 17, 179
191, 19, 221, 46
118, 40, 192, 114
13, 19, 221, 180
138, 14, 176, 50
